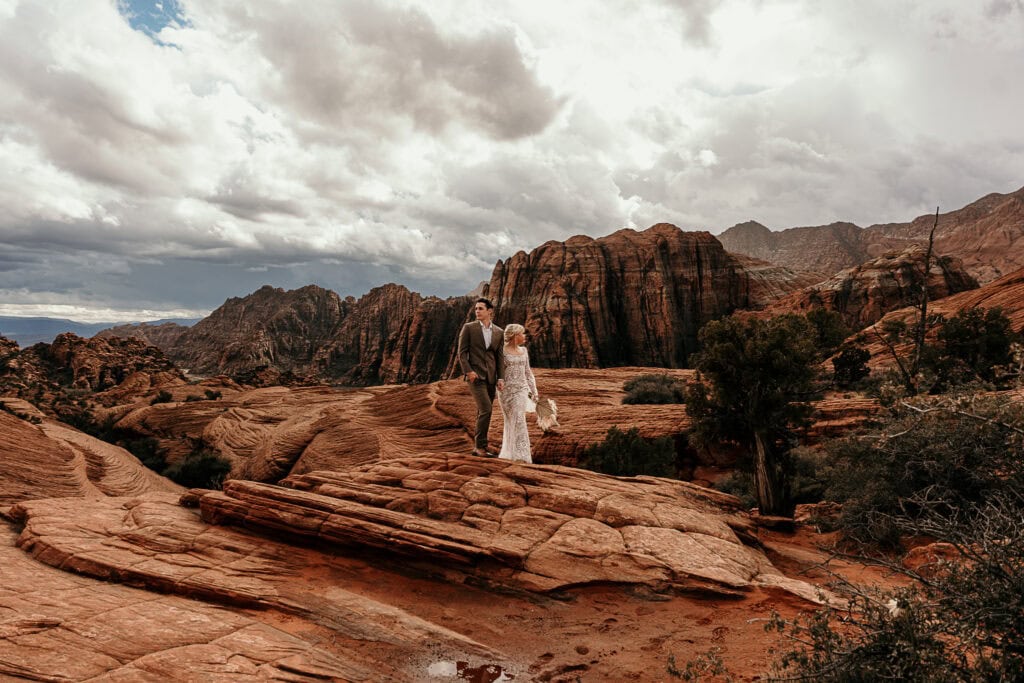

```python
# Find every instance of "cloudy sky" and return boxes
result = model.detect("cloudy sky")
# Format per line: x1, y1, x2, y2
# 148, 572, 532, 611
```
1, 0, 1022, 322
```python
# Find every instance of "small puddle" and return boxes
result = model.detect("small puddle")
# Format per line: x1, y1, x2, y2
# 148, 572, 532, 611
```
426, 660, 515, 682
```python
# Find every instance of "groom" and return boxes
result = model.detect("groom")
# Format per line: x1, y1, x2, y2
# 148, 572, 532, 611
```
457, 297, 505, 457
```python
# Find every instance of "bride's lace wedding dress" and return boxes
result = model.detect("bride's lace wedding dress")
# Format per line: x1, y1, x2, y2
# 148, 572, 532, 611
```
497, 347, 537, 463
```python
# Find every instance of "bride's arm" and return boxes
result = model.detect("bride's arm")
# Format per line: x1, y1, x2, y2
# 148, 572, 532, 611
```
525, 349, 538, 399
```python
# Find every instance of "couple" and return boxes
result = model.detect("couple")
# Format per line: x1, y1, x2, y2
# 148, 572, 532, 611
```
456, 297, 537, 463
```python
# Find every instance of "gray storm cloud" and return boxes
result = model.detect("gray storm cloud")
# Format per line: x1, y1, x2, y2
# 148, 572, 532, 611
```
0, 0, 1022, 320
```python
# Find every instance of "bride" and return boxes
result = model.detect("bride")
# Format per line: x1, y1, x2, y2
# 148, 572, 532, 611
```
497, 324, 537, 463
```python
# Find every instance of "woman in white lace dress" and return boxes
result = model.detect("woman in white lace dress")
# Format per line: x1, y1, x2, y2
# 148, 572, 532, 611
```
497, 324, 537, 463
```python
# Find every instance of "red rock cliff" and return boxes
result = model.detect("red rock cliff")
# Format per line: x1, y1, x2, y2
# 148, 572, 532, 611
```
483, 223, 806, 369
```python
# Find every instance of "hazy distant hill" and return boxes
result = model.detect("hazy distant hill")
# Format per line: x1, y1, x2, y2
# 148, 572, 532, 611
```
0, 317, 200, 347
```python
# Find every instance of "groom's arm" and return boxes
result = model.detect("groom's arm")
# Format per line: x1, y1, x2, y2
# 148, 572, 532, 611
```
457, 324, 473, 377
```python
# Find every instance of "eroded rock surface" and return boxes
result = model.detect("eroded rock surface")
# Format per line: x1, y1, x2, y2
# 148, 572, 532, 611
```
485, 224, 813, 370
0, 525, 380, 681
193, 453, 820, 602
763, 246, 977, 332
0, 407, 180, 508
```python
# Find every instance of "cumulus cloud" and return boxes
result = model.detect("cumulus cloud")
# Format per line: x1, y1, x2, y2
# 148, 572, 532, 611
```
0, 0, 1021, 320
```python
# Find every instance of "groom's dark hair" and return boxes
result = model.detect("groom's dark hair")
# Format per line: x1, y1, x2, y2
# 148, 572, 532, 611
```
476, 297, 494, 310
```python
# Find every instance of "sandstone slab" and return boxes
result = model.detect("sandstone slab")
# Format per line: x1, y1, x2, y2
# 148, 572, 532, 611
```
194, 453, 816, 599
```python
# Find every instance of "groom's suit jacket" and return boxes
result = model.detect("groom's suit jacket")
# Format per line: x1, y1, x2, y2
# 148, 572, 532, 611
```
457, 321, 505, 385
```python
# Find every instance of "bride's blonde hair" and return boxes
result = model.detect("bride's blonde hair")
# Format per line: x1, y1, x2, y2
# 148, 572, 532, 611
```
504, 323, 526, 345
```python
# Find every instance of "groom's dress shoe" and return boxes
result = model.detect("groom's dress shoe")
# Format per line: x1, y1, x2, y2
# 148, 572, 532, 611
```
472, 449, 498, 458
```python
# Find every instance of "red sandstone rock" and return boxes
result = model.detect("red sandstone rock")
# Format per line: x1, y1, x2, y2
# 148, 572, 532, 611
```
0, 407, 180, 507
485, 224, 813, 371
719, 186, 1024, 285
859, 266, 1024, 367
191, 453, 822, 602
94, 321, 191, 352
0, 525, 384, 681
762, 246, 977, 332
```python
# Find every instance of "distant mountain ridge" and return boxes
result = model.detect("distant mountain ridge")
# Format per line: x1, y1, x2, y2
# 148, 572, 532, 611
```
0, 316, 200, 347
718, 185, 1024, 284
110, 224, 814, 385
163, 283, 472, 385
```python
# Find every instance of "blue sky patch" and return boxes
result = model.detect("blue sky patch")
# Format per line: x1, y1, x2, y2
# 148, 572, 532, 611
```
117, 0, 187, 41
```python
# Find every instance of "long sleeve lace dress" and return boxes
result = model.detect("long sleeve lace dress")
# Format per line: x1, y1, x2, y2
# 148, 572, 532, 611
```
497, 347, 537, 463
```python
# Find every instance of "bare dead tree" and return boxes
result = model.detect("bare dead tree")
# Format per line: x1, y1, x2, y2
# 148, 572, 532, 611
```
910, 207, 941, 382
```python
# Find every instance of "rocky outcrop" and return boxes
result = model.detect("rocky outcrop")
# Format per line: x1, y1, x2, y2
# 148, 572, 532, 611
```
719, 186, 1024, 285
860, 266, 1024, 366
161, 283, 472, 385
190, 453, 820, 601
0, 335, 17, 359
169, 284, 350, 380
870, 187, 1024, 285
314, 284, 472, 385
0, 333, 185, 415
718, 220, 880, 279
763, 246, 978, 332
484, 224, 813, 370
94, 320, 191, 352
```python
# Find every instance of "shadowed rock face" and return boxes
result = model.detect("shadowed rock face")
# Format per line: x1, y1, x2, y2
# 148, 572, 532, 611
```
484, 224, 813, 370
157, 283, 472, 385
719, 186, 1024, 285
763, 246, 978, 332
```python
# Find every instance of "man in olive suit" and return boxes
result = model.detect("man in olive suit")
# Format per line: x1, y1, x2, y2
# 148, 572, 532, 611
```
457, 297, 505, 457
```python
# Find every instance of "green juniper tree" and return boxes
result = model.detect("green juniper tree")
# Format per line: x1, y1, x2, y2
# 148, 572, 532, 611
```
686, 314, 819, 516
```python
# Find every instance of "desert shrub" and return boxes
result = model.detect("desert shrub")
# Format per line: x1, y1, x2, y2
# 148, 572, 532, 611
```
204, 389, 222, 400
805, 308, 850, 357
150, 390, 173, 405
832, 344, 871, 388
162, 448, 231, 489
622, 373, 686, 404
580, 426, 676, 478
926, 307, 1020, 390
823, 398, 1021, 548
769, 406, 1024, 680
183, 394, 202, 402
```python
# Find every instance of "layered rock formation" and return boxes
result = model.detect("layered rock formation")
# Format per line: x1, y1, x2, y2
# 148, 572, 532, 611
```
860, 266, 1024, 366
104, 366, 877, 488
870, 187, 1024, 284
0, 402, 180, 508
192, 454, 819, 600
719, 185, 1024, 285
149, 283, 472, 385
763, 246, 978, 332
718, 220, 881, 279
313, 284, 471, 385
0, 333, 185, 415
169, 284, 350, 381
94, 320, 191, 352
484, 224, 814, 370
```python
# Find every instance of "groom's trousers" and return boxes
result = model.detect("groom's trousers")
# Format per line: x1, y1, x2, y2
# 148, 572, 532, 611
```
468, 379, 497, 450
